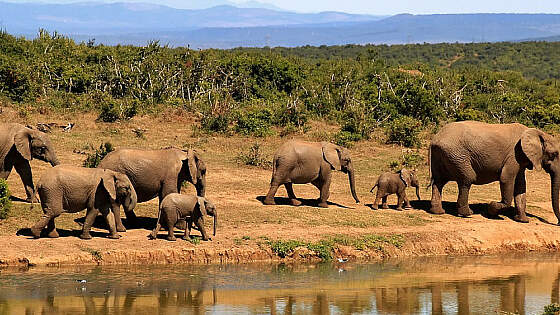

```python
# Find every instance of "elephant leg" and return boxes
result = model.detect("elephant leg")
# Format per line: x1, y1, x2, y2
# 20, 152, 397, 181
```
111, 203, 127, 232
372, 191, 382, 210
46, 217, 59, 238
264, 182, 281, 205
488, 181, 514, 216
457, 183, 473, 217
513, 172, 529, 223
100, 207, 120, 239
14, 161, 37, 203
183, 220, 190, 240
166, 218, 177, 241
403, 193, 412, 209
430, 181, 447, 214
396, 193, 404, 211
80, 208, 100, 240
285, 183, 302, 206
150, 220, 162, 240
316, 172, 332, 208
195, 217, 210, 241
31, 209, 54, 238
381, 196, 389, 209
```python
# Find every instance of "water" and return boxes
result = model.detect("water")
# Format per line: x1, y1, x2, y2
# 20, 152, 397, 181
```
0, 254, 558, 314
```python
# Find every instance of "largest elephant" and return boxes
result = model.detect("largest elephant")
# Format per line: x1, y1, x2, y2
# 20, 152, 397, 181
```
263, 141, 360, 208
98, 148, 206, 232
0, 123, 60, 202
429, 120, 560, 224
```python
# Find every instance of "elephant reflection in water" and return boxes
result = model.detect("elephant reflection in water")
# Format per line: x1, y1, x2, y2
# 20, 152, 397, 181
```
552, 269, 560, 305
374, 287, 421, 314
494, 275, 526, 315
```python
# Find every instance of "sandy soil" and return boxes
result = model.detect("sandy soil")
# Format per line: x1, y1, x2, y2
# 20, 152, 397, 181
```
1, 108, 560, 267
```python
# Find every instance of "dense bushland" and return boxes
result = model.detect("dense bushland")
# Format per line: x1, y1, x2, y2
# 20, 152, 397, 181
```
1, 30, 560, 147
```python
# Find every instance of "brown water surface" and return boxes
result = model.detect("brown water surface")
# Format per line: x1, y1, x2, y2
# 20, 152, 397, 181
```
0, 254, 559, 314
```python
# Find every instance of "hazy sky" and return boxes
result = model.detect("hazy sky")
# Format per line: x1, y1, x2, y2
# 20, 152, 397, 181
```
16, 0, 560, 14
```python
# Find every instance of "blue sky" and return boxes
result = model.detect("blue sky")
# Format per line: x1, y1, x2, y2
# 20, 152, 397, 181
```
15, 0, 560, 14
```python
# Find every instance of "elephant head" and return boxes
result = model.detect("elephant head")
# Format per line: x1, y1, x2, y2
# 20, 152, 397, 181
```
14, 127, 60, 166
399, 168, 421, 200
197, 197, 217, 236
520, 129, 560, 223
101, 171, 137, 213
182, 149, 207, 197
322, 142, 360, 203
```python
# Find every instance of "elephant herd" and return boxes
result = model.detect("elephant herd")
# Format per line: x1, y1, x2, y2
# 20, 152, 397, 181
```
1, 119, 559, 241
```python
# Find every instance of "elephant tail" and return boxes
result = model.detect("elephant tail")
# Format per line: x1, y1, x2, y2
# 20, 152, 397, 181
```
426, 145, 433, 190
370, 182, 378, 193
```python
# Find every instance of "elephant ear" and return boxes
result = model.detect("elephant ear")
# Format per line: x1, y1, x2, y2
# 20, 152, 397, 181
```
101, 171, 117, 201
321, 142, 341, 171
521, 129, 545, 171
197, 197, 207, 216
184, 149, 198, 185
13, 128, 32, 161
399, 169, 412, 187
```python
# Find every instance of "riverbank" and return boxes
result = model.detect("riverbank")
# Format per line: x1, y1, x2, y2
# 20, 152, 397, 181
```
1, 110, 560, 267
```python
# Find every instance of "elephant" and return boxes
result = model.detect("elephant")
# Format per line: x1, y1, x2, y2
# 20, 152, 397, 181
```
0, 123, 60, 202
98, 148, 206, 232
263, 141, 360, 208
149, 194, 217, 241
30, 165, 137, 239
429, 120, 560, 224
370, 168, 421, 210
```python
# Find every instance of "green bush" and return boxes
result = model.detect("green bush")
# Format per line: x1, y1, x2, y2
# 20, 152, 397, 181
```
542, 303, 560, 315
236, 142, 271, 169
235, 108, 274, 137
97, 99, 138, 123
201, 115, 230, 134
455, 108, 489, 122
0, 179, 12, 219
334, 130, 363, 147
386, 116, 423, 148
83, 142, 115, 168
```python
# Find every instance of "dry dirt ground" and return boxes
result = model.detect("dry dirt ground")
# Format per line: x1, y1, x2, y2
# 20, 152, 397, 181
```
1, 108, 560, 266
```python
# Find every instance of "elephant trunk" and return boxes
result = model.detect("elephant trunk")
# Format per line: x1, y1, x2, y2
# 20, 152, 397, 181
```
196, 176, 206, 197
348, 167, 360, 204
123, 188, 138, 214
415, 186, 421, 201
552, 174, 560, 225
49, 153, 60, 166
213, 211, 217, 236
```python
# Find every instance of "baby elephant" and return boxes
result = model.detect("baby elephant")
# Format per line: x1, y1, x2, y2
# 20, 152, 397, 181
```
31, 165, 137, 239
370, 169, 421, 211
149, 194, 217, 241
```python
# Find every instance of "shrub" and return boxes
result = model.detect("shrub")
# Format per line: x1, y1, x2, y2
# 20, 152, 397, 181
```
386, 116, 422, 148
235, 108, 274, 137
83, 142, 115, 168
236, 142, 272, 169
201, 115, 230, 134
334, 130, 362, 147
455, 108, 489, 122
542, 303, 560, 315
0, 179, 12, 219
97, 99, 138, 123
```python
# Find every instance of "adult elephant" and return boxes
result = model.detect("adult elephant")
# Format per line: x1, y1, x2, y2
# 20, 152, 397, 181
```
0, 123, 60, 202
263, 141, 360, 208
98, 148, 206, 231
429, 120, 560, 224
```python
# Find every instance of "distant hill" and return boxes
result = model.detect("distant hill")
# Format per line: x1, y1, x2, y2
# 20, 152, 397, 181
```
0, 2, 559, 48
0, 1, 383, 35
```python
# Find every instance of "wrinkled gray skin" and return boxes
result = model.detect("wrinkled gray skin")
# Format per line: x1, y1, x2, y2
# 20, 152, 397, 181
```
263, 141, 360, 208
149, 194, 217, 241
31, 165, 137, 239
370, 168, 421, 211
0, 123, 60, 202
98, 148, 206, 232
429, 121, 560, 224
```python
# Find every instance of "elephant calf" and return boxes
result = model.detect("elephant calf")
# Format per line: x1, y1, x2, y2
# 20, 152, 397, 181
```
31, 166, 137, 240
370, 169, 421, 210
149, 194, 217, 241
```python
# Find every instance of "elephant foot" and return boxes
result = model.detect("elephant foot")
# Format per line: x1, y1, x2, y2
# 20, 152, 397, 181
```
116, 224, 127, 233
202, 237, 211, 241
290, 199, 302, 206
381, 204, 389, 210
79, 233, 92, 240
317, 202, 329, 208
404, 205, 413, 210
263, 198, 276, 206
182, 235, 191, 241
166, 236, 177, 241
47, 230, 59, 238
396, 207, 404, 211
148, 232, 157, 240
371, 204, 379, 210
25, 197, 39, 204
108, 233, 121, 239
513, 215, 529, 223
429, 206, 445, 215
458, 207, 473, 218
487, 201, 505, 217
30, 227, 42, 239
